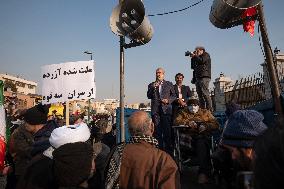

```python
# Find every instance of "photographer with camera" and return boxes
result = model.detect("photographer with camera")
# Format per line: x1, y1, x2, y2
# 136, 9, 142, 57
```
186, 46, 213, 112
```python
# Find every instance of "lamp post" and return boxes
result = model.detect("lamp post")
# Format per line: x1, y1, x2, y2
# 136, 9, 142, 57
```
84, 51, 93, 61
84, 51, 93, 124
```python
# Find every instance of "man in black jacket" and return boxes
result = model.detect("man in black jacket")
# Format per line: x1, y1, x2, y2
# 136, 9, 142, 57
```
22, 104, 57, 157
172, 73, 191, 119
190, 46, 213, 112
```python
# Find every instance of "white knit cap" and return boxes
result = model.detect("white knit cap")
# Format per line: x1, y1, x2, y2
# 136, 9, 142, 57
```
49, 123, 91, 149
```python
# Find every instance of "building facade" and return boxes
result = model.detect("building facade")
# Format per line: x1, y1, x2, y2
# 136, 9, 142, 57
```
0, 73, 37, 95
213, 73, 234, 112
262, 52, 284, 99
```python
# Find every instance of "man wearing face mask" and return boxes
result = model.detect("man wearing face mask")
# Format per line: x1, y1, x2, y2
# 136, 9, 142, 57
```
173, 97, 219, 184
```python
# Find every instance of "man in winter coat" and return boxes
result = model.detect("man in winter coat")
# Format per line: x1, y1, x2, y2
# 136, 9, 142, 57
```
17, 123, 91, 189
22, 104, 56, 157
221, 110, 267, 173
9, 123, 33, 186
173, 97, 219, 184
104, 111, 180, 189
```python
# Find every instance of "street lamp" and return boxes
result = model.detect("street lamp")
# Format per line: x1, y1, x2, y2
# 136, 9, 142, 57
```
84, 51, 93, 60
83, 50, 93, 124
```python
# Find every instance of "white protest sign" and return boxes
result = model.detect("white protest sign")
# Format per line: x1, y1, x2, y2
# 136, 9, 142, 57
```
41, 60, 96, 104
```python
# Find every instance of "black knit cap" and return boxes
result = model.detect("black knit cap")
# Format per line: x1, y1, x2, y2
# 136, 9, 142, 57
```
53, 142, 93, 187
23, 104, 50, 125
187, 98, 200, 106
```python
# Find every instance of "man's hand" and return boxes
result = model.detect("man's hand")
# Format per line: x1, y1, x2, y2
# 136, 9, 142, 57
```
190, 51, 198, 58
178, 98, 186, 106
161, 99, 169, 104
199, 124, 206, 133
2, 166, 12, 175
188, 121, 198, 129
153, 82, 159, 88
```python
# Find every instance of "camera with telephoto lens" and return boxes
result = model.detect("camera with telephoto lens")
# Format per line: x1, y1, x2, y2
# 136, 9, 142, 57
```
185, 51, 195, 56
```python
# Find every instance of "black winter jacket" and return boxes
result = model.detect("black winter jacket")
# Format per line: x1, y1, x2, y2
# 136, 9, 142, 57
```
16, 154, 57, 189
191, 52, 211, 79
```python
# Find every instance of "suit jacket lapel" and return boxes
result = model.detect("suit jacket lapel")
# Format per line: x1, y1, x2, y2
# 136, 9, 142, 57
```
161, 81, 165, 99
174, 84, 179, 98
181, 85, 185, 99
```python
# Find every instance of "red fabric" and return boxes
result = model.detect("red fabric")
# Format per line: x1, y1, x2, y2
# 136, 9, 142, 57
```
0, 137, 6, 171
74, 110, 80, 115
242, 7, 257, 37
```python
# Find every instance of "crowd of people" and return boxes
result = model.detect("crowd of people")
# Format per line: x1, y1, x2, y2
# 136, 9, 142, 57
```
0, 46, 283, 189
147, 51, 217, 183
144, 46, 284, 188
1, 101, 283, 189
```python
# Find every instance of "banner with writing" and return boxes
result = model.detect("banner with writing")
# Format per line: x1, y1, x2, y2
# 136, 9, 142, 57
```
41, 61, 96, 104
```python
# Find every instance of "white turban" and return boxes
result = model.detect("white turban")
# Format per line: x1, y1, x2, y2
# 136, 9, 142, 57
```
49, 123, 91, 149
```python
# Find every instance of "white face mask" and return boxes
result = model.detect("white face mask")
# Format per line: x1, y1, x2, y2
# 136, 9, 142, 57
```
188, 105, 199, 114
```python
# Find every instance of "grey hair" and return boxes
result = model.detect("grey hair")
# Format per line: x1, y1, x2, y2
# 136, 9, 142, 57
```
128, 114, 152, 136
195, 46, 205, 51
156, 67, 165, 73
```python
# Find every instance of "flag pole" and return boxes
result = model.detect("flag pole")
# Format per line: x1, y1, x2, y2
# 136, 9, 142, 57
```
66, 101, 69, 126
0, 80, 7, 171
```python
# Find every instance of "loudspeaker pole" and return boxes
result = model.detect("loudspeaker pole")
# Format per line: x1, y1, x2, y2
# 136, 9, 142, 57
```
120, 36, 125, 142
258, 2, 284, 124
111, 0, 154, 142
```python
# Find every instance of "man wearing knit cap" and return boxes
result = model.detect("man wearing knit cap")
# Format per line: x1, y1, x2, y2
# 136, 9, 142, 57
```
22, 103, 57, 157
9, 103, 52, 186
225, 102, 241, 118
104, 111, 180, 189
221, 110, 267, 171
173, 97, 219, 184
53, 142, 94, 189
17, 123, 91, 189
9, 116, 33, 187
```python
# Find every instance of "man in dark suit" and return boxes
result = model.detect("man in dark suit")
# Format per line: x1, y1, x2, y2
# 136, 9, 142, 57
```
147, 68, 176, 154
172, 73, 191, 119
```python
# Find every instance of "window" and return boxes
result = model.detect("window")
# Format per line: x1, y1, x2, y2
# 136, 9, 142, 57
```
15, 82, 25, 88
28, 85, 34, 89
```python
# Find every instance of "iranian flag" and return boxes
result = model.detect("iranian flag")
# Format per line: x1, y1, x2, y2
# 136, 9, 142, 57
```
0, 80, 6, 171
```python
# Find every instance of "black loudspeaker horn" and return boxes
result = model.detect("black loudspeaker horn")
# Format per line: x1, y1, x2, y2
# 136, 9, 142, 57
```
110, 0, 154, 44
209, 0, 261, 29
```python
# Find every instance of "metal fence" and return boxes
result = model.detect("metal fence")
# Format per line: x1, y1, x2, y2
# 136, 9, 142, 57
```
212, 72, 267, 109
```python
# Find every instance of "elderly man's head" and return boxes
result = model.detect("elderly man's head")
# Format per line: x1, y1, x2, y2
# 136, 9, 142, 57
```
128, 111, 154, 136
156, 68, 165, 82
